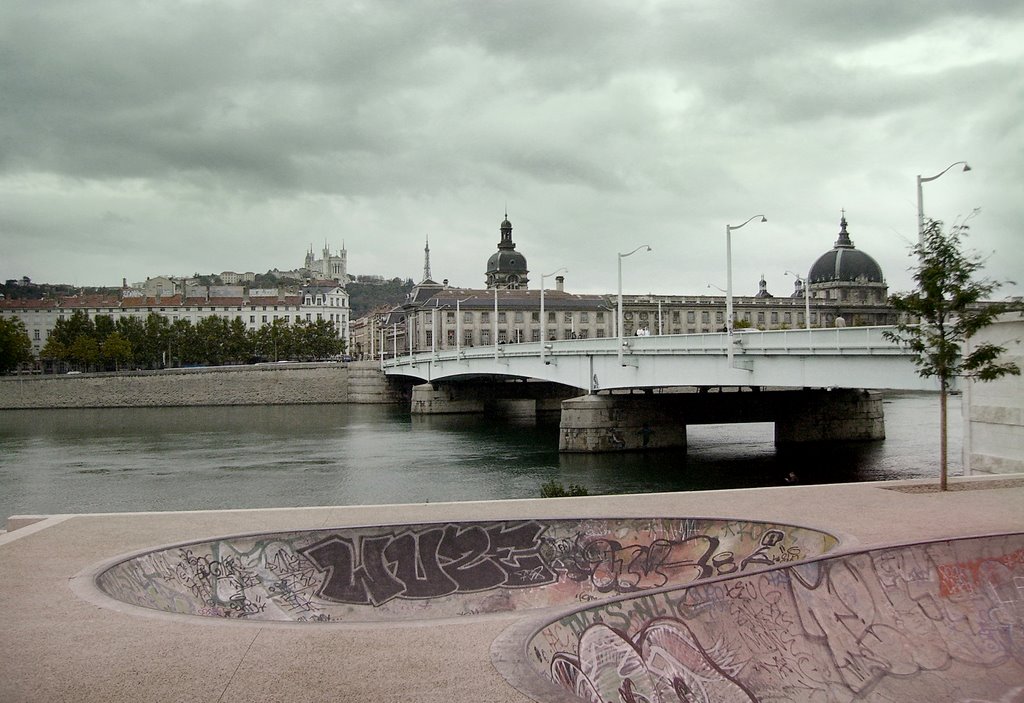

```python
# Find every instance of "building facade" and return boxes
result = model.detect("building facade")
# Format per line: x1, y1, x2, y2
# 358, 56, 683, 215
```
1, 282, 351, 357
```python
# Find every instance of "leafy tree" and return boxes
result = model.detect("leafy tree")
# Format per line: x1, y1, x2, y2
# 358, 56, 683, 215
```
40, 336, 67, 364
170, 318, 198, 366
293, 318, 344, 360
68, 335, 100, 371
884, 219, 1020, 490
0, 316, 34, 373
115, 316, 146, 366
141, 313, 172, 368
93, 315, 116, 344
101, 332, 133, 371
51, 310, 95, 349
225, 317, 251, 363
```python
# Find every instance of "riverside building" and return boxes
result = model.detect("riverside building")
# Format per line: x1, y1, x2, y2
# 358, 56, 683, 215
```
363, 212, 899, 357
1, 281, 351, 357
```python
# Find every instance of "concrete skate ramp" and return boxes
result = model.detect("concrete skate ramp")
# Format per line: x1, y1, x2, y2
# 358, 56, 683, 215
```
509, 531, 1024, 702
94, 517, 838, 623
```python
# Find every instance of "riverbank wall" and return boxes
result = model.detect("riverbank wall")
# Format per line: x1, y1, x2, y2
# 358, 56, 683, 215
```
0, 363, 357, 408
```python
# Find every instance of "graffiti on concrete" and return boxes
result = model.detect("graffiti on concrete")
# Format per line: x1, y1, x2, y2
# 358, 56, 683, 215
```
532, 533, 1024, 702
298, 522, 555, 605
95, 518, 838, 623
540, 528, 801, 595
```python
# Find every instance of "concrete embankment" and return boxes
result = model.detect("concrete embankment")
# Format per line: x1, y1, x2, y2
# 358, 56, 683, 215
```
0, 360, 403, 409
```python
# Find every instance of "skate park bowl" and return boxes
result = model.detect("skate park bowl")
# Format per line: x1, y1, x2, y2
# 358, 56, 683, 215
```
494, 531, 1024, 703
91, 517, 839, 623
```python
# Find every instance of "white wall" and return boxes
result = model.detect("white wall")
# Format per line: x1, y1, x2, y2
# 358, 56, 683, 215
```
964, 313, 1024, 474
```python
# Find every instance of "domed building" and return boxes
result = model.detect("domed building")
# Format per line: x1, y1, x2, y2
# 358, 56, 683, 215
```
808, 213, 888, 306
485, 214, 530, 289
805, 213, 893, 326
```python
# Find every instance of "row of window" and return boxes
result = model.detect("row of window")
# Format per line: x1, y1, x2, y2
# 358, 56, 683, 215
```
418, 328, 609, 347
437, 310, 606, 324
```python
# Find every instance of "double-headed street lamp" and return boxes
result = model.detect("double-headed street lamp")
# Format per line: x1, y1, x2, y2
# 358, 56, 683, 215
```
726, 215, 766, 366
917, 161, 971, 247
618, 245, 652, 365
786, 270, 811, 330
540, 267, 567, 365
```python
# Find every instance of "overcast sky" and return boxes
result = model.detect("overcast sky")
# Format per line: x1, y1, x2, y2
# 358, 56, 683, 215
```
3, 1, 1022, 299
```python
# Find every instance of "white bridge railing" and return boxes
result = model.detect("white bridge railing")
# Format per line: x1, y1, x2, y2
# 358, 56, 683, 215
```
382, 325, 907, 370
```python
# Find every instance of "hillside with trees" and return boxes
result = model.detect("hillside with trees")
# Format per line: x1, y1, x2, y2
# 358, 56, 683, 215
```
346, 277, 414, 318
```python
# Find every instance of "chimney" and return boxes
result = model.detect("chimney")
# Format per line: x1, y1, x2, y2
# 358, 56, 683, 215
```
555, 275, 564, 292
443, 279, 449, 289
122, 277, 127, 289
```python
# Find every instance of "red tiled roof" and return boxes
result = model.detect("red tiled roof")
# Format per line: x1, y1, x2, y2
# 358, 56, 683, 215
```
120, 295, 184, 308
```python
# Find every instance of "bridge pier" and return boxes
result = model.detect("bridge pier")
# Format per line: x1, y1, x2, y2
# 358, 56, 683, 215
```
410, 381, 577, 417
774, 389, 885, 443
558, 388, 885, 452
558, 394, 687, 452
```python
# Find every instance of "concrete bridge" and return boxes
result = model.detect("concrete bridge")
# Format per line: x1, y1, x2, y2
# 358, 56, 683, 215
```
380, 326, 937, 453
381, 326, 937, 393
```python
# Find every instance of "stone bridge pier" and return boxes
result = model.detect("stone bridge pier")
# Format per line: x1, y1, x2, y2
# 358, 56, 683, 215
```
410, 380, 580, 418
558, 388, 885, 452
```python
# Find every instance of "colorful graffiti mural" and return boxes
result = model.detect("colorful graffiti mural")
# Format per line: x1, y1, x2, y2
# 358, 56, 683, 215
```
526, 533, 1024, 702
95, 518, 838, 623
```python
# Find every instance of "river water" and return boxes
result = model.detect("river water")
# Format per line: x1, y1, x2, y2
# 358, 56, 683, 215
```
0, 392, 962, 521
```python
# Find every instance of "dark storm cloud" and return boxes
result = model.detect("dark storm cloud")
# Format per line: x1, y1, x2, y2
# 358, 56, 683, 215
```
1, 0, 1022, 294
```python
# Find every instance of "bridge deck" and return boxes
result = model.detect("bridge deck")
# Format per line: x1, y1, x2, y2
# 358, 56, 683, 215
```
383, 326, 939, 392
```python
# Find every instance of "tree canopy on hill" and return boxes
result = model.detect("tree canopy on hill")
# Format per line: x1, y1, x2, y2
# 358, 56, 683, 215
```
346, 278, 414, 318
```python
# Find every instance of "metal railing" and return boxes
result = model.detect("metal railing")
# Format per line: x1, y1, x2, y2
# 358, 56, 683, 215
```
382, 325, 908, 370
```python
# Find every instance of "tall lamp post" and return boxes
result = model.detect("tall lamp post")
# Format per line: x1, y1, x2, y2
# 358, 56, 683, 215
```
618, 245, 652, 365
786, 270, 811, 330
540, 267, 567, 364
726, 215, 766, 366
917, 162, 971, 247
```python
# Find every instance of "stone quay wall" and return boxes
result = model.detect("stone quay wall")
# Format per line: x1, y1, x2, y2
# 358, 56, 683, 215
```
0, 363, 358, 409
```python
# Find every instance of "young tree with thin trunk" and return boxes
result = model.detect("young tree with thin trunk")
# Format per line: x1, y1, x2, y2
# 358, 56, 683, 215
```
884, 219, 1020, 490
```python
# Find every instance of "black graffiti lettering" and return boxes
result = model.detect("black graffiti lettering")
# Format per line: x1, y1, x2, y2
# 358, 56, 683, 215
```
299, 521, 555, 606
300, 536, 367, 603
299, 535, 404, 605
385, 530, 459, 599
740, 529, 788, 571
714, 551, 739, 576
437, 525, 506, 592
486, 522, 556, 587
356, 535, 407, 605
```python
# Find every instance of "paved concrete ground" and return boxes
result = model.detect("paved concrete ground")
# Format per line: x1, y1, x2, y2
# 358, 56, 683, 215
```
2, 475, 1022, 703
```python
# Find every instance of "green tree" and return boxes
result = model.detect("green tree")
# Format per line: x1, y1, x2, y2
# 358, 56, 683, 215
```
0, 316, 34, 373
225, 317, 251, 363
93, 315, 116, 344
884, 219, 1020, 490
101, 332, 133, 371
51, 310, 96, 349
141, 314, 172, 368
194, 316, 230, 365
170, 318, 198, 366
40, 336, 68, 365
115, 316, 146, 367
68, 335, 100, 371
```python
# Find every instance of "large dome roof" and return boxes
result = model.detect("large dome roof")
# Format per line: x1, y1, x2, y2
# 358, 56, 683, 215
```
808, 215, 884, 284
486, 250, 528, 274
